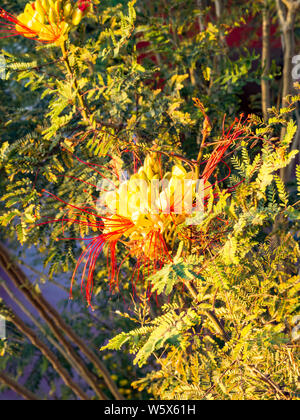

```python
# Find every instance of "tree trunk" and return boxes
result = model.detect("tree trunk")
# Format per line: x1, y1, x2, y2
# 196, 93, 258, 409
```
262, 4, 271, 121
282, 26, 295, 106
197, 0, 205, 32
276, 0, 300, 182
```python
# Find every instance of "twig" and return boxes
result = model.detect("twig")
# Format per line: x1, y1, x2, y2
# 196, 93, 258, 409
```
0, 371, 40, 401
261, 1, 271, 121
0, 243, 108, 400
246, 365, 290, 400
5, 307, 90, 401
0, 242, 122, 400
184, 280, 229, 341
0, 280, 69, 363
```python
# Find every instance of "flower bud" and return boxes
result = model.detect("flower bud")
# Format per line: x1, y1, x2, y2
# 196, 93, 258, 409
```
48, 7, 56, 24
163, 172, 172, 180
41, 0, 50, 10
172, 164, 186, 178
49, 0, 56, 9
72, 8, 83, 26
64, 2, 73, 17
144, 162, 155, 179
61, 21, 70, 34
137, 168, 148, 181
35, 0, 46, 17
54, 0, 62, 17
77, 0, 92, 14
24, 3, 35, 16
144, 153, 160, 179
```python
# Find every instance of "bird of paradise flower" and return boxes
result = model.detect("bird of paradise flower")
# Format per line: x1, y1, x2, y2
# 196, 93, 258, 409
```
0, 0, 92, 45
39, 116, 253, 308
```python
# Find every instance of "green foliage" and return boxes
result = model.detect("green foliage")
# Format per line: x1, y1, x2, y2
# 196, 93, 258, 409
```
0, 0, 299, 401
101, 112, 300, 400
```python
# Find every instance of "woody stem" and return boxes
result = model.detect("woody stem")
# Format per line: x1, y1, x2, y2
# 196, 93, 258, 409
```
196, 132, 207, 180
0, 371, 40, 401
184, 280, 229, 341
0, 243, 118, 400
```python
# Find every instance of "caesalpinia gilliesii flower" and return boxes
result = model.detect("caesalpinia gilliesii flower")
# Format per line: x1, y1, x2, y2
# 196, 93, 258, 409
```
102, 153, 205, 262
0, 0, 92, 45
42, 153, 212, 308
41, 117, 249, 307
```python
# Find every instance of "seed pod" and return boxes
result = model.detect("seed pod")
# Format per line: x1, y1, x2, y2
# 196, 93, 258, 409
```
72, 8, 83, 26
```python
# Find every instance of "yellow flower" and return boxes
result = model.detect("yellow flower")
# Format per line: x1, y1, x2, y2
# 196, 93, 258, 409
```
103, 154, 199, 261
0, 0, 92, 45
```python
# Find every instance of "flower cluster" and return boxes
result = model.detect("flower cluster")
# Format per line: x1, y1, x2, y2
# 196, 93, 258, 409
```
0, 0, 92, 45
41, 116, 252, 307
102, 154, 202, 262
42, 152, 220, 307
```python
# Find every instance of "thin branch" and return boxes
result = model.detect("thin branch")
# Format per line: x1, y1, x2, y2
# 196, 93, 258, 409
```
0, 242, 122, 400
0, 280, 69, 363
197, 0, 205, 32
0, 371, 40, 401
0, 244, 107, 400
183, 280, 229, 341
246, 365, 290, 400
261, 1, 271, 120
276, 0, 287, 26
275, 0, 300, 181
5, 307, 90, 400
6, 256, 69, 293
